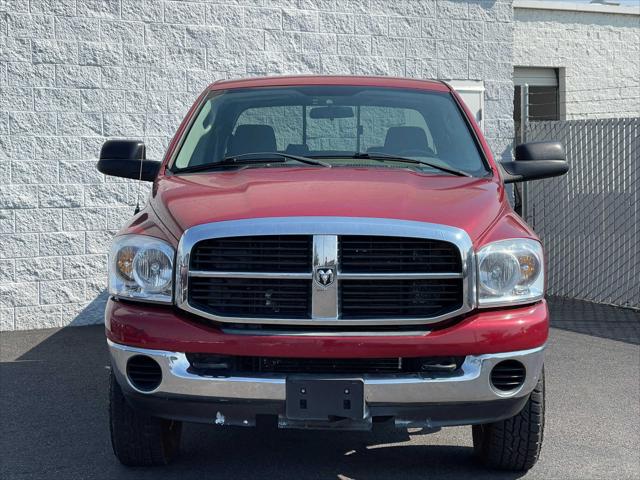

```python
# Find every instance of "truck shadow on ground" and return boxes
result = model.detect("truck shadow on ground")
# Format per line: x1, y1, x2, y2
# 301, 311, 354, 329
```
1, 325, 528, 480
547, 296, 639, 345
164, 424, 526, 480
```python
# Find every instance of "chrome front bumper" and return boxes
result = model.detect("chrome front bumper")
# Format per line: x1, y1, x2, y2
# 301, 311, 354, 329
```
108, 340, 545, 405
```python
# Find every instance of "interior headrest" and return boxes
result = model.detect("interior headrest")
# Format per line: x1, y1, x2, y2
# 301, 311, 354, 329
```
227, 124, 277, 156
285, 144, 310, 155
384, 126, 429, 152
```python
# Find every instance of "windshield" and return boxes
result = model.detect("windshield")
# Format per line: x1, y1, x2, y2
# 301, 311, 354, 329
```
171, 86, 489, 176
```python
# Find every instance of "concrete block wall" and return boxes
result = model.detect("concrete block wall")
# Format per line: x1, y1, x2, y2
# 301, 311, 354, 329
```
0, 0, 515, 331
514, 3, 640, 118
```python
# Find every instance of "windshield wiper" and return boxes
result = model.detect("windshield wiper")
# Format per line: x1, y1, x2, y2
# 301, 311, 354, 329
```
313, 152, 470, 177
173, 152, 331, 174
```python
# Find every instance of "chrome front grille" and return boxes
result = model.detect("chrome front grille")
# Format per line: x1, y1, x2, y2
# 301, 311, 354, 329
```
176, 217, 475, 326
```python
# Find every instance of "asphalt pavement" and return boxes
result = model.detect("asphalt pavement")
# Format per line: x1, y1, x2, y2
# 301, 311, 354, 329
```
1, 298, 638, 480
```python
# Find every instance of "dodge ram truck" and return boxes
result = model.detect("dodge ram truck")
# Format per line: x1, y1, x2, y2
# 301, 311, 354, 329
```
97, 76, 568, 471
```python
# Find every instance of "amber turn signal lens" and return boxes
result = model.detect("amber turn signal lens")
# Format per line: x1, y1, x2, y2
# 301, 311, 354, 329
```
517, 253, 540, 284
116, 246, 137, 281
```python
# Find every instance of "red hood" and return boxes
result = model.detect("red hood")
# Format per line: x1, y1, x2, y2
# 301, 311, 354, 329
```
147, 167, 529, 246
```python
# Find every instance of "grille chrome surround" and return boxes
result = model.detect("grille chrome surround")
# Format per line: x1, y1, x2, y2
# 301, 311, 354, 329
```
176, 217, 476, 326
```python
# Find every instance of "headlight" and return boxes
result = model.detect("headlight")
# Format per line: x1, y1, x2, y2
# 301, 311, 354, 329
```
109, 235, 174, 304
477, 239, 544, 307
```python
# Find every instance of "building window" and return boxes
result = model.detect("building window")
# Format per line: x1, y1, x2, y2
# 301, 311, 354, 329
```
513, 67, 560, 142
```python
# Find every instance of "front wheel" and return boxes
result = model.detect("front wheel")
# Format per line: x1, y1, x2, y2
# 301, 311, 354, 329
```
109, 371, 182, 466
472, 368, 545, 471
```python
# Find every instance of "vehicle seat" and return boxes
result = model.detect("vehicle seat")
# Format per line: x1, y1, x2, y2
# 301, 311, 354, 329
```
285, 144, 310, 156
383, 126, 435, 156
227, 124, 277, 156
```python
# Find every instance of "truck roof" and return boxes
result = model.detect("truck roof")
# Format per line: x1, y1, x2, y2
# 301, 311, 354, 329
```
208, 75, 450, 92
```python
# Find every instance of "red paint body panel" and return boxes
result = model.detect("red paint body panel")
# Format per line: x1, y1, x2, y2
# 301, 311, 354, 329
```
145, 170, 536, 249
127, 170, 536, 249
148, 170, 522, 248
119, 209, 177, 242
106, 299, 548, 358
209, 75, 451, 93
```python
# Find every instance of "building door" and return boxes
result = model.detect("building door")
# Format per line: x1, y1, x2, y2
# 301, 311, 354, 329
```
449, 80, 485, 133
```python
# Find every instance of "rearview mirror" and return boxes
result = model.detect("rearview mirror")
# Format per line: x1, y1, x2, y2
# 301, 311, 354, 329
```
97, 140, 161, 182
501, 142, 569, 183
309, 106, 354, 120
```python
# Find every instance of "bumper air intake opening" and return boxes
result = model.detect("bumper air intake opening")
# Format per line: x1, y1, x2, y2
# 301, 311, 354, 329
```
186, 354, 466, 376
126, 355, 162, 392
490, 360, 526, 393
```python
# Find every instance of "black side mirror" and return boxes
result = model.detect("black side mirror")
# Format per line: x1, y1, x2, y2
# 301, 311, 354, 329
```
97, 140, 161, 182
501, 142, 569, 184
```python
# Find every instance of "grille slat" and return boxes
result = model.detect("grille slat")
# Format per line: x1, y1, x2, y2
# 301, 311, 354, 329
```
341, 261, 459, 266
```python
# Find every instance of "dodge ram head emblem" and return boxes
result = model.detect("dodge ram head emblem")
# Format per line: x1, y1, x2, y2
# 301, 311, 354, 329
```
314, 267, 335, 287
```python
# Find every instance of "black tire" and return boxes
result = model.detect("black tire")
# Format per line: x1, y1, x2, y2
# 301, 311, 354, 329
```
472, 368, 545, 471
109, 371, 182, 466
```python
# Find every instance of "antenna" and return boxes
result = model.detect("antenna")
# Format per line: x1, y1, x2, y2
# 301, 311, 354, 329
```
134, 143, 145, 215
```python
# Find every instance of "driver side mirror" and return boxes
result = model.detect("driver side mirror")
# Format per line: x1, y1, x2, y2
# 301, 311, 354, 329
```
97, 140, 161, 182
501, 142, 569, 183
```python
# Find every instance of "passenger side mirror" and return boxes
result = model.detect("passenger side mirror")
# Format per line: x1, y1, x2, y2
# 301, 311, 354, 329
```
97, 140, 161, 182
501, 142, 569, 184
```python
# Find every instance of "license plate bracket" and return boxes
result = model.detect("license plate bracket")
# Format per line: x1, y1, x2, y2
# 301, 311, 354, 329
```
286, 377, 365, 421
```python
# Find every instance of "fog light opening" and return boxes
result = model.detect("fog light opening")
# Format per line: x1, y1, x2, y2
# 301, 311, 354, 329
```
126, 355, 162, 392
490, 360, 526, 393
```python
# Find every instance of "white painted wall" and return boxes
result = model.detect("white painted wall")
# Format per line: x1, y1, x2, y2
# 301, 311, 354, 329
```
514, 0, 640, 119
0, 0, 515, 331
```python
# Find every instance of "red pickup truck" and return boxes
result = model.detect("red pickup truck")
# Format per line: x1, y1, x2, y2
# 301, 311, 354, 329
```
98, 76, 568, 471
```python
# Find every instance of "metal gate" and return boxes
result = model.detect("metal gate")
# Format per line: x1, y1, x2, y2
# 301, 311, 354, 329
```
524, 118, 639, 308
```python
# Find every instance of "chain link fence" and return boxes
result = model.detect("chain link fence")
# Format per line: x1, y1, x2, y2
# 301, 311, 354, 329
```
524, 117, 639, 309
